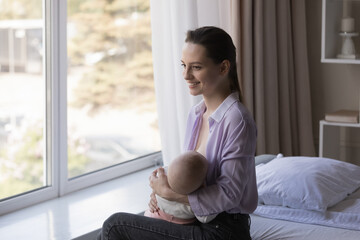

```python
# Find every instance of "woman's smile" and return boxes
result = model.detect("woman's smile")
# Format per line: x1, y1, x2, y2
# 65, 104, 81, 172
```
187, 81, 201, 88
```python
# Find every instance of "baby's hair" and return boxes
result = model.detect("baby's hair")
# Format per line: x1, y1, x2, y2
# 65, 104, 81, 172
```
167, 151, 208, 195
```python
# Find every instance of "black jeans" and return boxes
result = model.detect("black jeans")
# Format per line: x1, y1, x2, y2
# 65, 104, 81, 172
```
97, 212, 251, 240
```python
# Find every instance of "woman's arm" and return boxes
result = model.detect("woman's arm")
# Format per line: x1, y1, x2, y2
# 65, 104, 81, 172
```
189, 157, 257, 215
189, 115, 258, 216
149, 167, 189, 205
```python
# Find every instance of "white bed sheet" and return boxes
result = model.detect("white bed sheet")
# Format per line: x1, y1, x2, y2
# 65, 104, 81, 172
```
251, 187, 360, 239
250, 215, 360, 240
253, 187, 360, 231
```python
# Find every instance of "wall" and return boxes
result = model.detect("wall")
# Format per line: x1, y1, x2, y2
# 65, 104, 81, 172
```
306, 0, 360, 165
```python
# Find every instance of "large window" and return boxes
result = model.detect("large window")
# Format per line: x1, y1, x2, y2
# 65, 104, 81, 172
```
67, 0, 160, 178
0, 0, 160, 214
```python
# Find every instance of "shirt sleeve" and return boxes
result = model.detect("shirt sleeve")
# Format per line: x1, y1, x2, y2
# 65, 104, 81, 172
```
188, 117, 258, 216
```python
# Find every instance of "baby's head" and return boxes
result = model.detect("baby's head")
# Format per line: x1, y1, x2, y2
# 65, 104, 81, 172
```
167, 151, 208, 195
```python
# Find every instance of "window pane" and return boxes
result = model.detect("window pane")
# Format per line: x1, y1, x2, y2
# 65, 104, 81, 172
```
67, 0, 160, 178
0, 0, 46, 200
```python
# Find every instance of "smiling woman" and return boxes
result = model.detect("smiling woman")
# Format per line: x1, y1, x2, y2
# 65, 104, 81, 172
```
98, 26, 257, 240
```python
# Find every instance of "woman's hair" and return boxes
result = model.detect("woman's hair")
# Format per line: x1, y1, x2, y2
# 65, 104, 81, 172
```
185, 26, 242, 102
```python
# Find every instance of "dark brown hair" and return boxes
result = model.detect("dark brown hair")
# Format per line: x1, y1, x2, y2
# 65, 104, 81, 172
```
185, 26, 242, 102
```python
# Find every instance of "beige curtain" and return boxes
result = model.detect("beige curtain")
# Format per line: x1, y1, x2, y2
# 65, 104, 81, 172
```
230, 0, 315, 156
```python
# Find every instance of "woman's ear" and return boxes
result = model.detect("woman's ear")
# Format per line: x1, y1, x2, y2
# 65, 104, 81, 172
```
219, 60, 230, 76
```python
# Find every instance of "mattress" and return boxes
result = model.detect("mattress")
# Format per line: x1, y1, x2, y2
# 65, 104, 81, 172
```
250, 214, 360, 240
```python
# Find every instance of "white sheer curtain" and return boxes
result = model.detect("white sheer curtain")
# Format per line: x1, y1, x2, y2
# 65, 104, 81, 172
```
150, 0, 231, 165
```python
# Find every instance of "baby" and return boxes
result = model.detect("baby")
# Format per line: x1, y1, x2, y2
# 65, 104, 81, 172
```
144, 151, 217, 224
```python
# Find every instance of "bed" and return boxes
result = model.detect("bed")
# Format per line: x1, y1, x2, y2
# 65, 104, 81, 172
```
250, 154, 360, 240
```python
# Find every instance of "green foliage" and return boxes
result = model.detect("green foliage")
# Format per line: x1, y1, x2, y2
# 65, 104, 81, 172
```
70, 50, 154, 113
0, 122, 91, 199
0, 0, 42, 20
68, 0, 151, 65
0, 122, 43, 199
68, 0, 89, 16
68, 0, 155, 113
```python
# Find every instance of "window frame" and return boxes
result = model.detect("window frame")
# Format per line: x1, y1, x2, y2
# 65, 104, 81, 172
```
0, 0, 161, 216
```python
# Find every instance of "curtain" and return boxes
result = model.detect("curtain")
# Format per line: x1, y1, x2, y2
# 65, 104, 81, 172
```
150, 0, 232, 165
231, 0, 315, 156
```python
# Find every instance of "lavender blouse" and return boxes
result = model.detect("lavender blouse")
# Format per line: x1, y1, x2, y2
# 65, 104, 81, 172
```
186, 92, 258, 216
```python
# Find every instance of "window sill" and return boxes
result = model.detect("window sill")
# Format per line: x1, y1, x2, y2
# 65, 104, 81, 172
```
0, 166, 156, 240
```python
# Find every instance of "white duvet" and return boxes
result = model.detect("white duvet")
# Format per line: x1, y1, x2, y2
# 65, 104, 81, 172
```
253, 187, 360, 231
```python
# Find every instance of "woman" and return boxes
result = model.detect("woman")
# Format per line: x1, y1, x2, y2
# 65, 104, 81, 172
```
98, 26, 257, 240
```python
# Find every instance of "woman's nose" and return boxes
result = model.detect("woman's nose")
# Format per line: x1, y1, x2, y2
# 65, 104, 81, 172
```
183, 67, 193, 80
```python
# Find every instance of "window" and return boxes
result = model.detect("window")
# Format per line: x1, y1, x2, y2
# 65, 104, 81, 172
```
0, 0, 47, 200
0, 0, 161, 215
67, 0, 160, 179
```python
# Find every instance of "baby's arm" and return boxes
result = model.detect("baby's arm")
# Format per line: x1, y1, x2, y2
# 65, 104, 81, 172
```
149, 167, 189, 205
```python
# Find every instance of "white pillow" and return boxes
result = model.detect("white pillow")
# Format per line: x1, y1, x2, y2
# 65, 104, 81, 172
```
256, 156, 360, 212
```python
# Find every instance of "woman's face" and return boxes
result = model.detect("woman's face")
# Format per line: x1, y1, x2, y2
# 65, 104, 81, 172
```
181, 43, 228, 97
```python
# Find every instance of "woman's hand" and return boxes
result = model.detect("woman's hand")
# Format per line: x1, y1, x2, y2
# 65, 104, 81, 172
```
149, 167, 171, 197
148, 167, 169, 213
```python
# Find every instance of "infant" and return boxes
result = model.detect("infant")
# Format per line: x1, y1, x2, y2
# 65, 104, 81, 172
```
144, 151, 217, 224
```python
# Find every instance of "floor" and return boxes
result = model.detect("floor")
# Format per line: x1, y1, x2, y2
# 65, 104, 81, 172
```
0, 167, 155, 240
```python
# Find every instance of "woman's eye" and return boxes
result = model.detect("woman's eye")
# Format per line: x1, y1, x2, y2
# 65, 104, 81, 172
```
181, 63, 186, 69
192, 66, 201, 70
